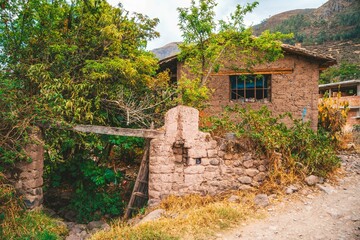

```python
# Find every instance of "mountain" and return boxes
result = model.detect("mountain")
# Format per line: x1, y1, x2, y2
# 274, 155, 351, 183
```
152, 42, 181, 60
153, 0, 360, 63
253, 0, 360, 63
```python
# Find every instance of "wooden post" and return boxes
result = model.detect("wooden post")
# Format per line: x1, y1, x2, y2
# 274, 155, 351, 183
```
124, 139, 151, 219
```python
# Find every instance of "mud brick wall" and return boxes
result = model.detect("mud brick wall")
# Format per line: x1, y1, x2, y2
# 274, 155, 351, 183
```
10, 127, 44, 209
178, 53, 321, 130
148, 106, 269, 204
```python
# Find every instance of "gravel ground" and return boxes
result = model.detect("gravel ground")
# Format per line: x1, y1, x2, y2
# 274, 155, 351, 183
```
220, 153, 360, 240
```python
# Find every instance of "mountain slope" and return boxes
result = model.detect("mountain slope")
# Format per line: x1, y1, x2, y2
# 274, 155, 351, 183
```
254, 0, 359, 43
153, 0, 359, 63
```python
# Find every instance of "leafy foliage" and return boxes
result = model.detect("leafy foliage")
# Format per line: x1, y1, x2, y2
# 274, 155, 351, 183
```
0, 0, 172, 222
318, 93, 349, 144
176, 0, 291, 108
320, 62, 360, 84
203, 106, 340, 179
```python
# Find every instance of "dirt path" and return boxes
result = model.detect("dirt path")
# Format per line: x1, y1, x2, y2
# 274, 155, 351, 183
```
221, 154, 360, 240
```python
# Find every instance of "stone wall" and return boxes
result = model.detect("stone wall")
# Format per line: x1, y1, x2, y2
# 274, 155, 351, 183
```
11, 127, 44, 209
148, 106, 269, 204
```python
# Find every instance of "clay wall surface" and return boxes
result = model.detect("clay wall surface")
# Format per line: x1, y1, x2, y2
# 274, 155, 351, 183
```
178, 54, 320, 130
339, 96, 360, 132
148, 106, 269, 204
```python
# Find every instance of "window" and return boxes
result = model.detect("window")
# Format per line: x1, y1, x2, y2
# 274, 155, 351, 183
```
230, 74, 271, 102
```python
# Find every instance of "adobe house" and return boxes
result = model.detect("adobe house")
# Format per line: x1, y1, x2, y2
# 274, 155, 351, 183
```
319, 79, 360, 132
159, 44, 336, 129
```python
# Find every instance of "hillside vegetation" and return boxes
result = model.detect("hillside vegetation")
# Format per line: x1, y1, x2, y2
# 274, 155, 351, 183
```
253, 0, 360, 46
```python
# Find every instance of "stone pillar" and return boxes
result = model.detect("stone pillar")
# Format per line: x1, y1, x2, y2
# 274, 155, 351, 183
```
14, 126, 44, 209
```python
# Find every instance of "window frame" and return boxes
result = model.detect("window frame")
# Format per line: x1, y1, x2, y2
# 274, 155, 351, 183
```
230, 74, 271, 102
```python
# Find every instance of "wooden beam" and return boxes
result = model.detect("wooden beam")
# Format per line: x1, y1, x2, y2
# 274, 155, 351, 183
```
73, 125, 164, 139
211, 68, 293, 76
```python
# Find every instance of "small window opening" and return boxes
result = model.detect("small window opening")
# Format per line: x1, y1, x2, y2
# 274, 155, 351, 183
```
230, 74, 271, 102
195, 158, 202, 165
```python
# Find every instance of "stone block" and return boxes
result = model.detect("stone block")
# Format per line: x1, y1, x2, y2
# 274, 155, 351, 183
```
207, 149, 218, 158
203, 171, 220, 180
210, 159, 220, 166
243, 160, 254, 168
243, 153, 252, 161
220, 165, 233, 175
22, 178, 43, 189
218, 151, 225, 157
184, 165, 205, 174
238, 176, 252, 184
207, 140, 218, 149
201, 158, 210, 166
172, 173, 184, 183
26, 187, 43, 196
258, 165, 267, 172
233, 168, 244, 175
245, 168, 259, 177
253, 160, 260, 167
174, 154, 183, 163
205, 166, 219, 172
254, 172, 267, 182
148, 190, 161, 200
233, 160, 242, 167
188, 148, 207, 158
184, 174, 203, 185
224, 153, 233, 160
149, 164, 175, 174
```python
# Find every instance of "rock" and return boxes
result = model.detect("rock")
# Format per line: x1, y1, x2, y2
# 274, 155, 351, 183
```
147, 199, 161, 207
233, 161, 242, 167
54, 220, 68, 229
245, 168, 259, 177
65, 222, 76, 229
210, 159, 220, 166
238, 185, 253, 191
228, 195, 240, 202
87, 220, 107, 230
316, 184, 335, 194
69, 224, 87, 234
238, 176, 252, 184
253, 172, 267, 182
254, 194, 270, 207
243, 160, 254, 168
64, 210, 77, 222
138, 209, 165, 225
285, 185, 299, 194
305, 175, 320, 186
65, 234, 82, 240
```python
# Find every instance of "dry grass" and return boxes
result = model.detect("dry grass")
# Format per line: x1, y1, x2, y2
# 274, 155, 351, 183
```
91, 192, 264, 240
0, 173, 68, 239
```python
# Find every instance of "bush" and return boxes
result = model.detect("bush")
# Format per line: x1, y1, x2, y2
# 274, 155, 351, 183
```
203, 106, 340, 179
318, 93, 349, 144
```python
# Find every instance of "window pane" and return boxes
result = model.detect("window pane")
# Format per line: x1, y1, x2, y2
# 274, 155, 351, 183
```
229, 74, 271, 101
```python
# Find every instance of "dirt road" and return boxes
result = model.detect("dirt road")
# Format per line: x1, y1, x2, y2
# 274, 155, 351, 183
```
221, 154, 360, 240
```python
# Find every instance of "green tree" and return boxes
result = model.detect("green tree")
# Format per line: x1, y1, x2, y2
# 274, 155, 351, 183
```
176, 0, 291, 107
320, 62, 360, 84
0, 0, 173, 221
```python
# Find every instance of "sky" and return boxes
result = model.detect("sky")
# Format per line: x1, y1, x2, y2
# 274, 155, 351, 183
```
107, 0, 329, 50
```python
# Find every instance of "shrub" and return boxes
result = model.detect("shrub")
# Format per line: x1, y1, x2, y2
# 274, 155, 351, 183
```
318, 93, 349, 144
203, 106, 340, 179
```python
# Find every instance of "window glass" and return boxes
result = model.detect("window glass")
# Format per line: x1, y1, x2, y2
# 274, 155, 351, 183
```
230, 74, 271, 102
